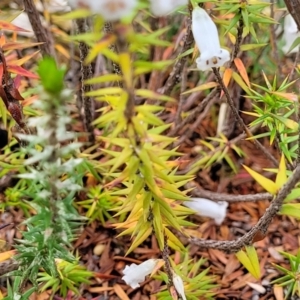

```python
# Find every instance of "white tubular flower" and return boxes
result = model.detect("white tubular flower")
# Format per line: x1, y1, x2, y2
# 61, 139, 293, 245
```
282, 14, 300, 54
122, 259, 158, 289
192, 7, 230, 71
68, 0, 137, 21
184, 197, 228, 225
173, 273, 187, 300
150, 0, 188, 17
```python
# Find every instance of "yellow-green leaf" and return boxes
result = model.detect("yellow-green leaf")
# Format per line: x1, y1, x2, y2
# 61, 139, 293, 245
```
236, 246, 261, 279
181, 82, 218, 95
84, 74, 123, 85
119, 52, 133, 88
280, 203, 300, 219
243, 165, 277, 195
126, 225, 152, 255
85, 34, 117, 64
275, 154, 287, 189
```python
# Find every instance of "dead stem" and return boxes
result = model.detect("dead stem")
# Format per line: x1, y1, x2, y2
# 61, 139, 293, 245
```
189, 163, 300, 252
212, 68, 279, 167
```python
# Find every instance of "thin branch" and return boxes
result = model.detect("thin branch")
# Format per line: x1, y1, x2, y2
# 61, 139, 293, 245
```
270, 0, 280, 70
189, 164, 300, 252
104, 22, 123, 87
186, 182, 273, 202
162, 7, 194, 96
23, 0, 57, 61
174, 62, 188, 125
284, 0, 300, 31
174, 95, 218, 147
212, 68, 279, 167
76, 18, 95, 144
230, 13, 244, 67
168, 88, 218, 137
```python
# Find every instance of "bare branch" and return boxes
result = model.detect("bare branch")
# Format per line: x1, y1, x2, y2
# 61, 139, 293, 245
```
76, 18, 95, 144
189, 164, 300, 252
212, 68, 279, 167
23, 0, 57, 60
186, 182, 273, 202
284, 0, 300, 31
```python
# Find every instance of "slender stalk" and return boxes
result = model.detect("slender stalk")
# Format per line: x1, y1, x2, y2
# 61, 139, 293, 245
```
212, 68, 279, 167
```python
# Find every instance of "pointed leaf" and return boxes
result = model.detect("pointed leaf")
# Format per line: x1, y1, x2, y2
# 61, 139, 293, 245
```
234, 58, 250, 87
181, 82, 218, 95
275, 154, 287, 189
221, 68, 232, 98
0, 20, 30, 32
7, 65, 39, 79
236, 246, 260, 279
243, 165, 277, 194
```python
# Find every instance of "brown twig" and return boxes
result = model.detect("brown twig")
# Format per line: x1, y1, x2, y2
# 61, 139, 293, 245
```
168, 88, 218, 137
104, 22, 123, 87
162, 7, 194, 96
23, 0, 57, 61
186, 182, 273, 202
75, 18, 95, 144
174, 62, 188, 125
270, 0, 280, 71
162, 235, 174, 288
230, 13, 244, 68
174, 95, 218, 147
212, 68, 279, 167
284, 0, 300, 31
189, 164, 300, 252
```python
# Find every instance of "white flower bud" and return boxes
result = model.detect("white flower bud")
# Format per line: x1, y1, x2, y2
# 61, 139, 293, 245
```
150, 0, 188, 17
282, 14, 300, 54
192, 7, 230, 71
122, 259, 158, 289
173, 273, 187, 300
184, 197, 228, 225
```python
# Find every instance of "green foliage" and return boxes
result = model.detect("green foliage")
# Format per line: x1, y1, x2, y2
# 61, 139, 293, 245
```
37, 258, 93, 298
1, 0, 300, 299
7, 58, 89, 296
245, 75, 299, 163
236, 246, 261, 279
76, 186, 118, 224
155, 254, 217, 300
37, 57, 65, 95
4, 276, 35, 300
272, 250, 300, 299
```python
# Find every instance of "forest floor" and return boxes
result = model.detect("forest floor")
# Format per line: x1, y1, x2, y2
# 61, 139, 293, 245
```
0, 118, 297, 300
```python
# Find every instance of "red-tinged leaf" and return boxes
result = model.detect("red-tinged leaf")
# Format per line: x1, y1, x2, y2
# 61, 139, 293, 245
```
22, 95, 39, 106
0, 63, 3, 82
7, 65, 39, 79
7, 51, 40, 66
221, 68, 233, 97
8, 101, 24, 125
0, 64, 9, 107
2, 42, 43, 51
8, 83, 24, 100
234, 58, 250, 87
0, 20, 30, 32
14, 75, 21, 89
0, 35, 5, 47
